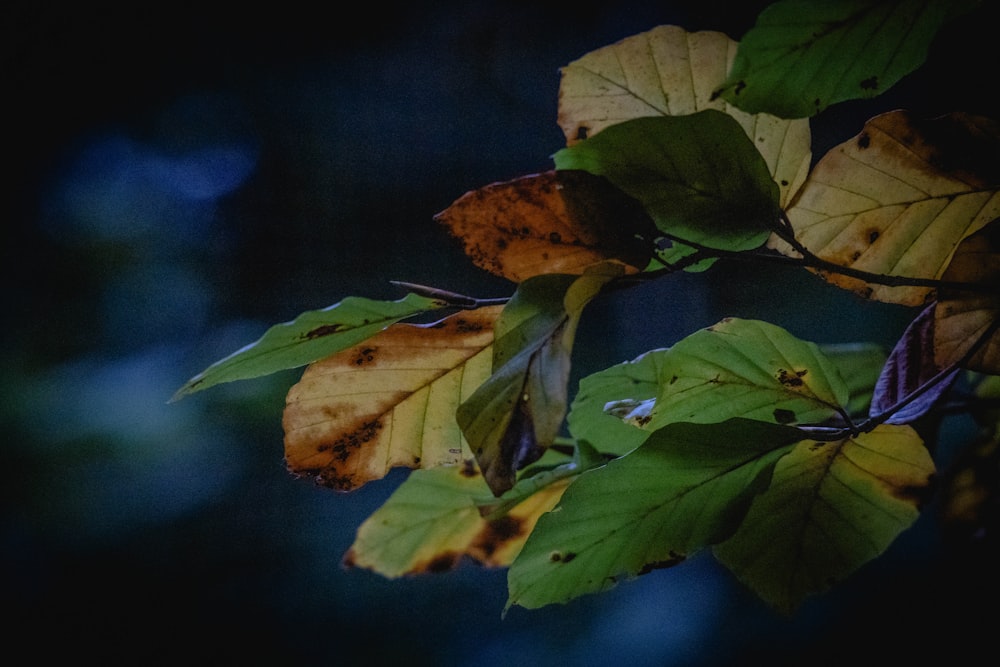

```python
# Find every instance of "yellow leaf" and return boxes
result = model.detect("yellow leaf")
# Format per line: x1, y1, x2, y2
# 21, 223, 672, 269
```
282, 306, 502, 491
773, 111, 1000, 305
557, 24, 811, 208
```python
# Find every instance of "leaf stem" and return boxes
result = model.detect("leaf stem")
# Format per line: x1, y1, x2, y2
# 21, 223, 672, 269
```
390, 280, 510, 308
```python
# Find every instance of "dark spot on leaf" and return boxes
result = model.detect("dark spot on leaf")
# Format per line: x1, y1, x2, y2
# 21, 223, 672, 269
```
868, 230, 880, 243
455, 318, 484, 334
561, 551, 576, 563
857, 133, 871, 149
413, 456, 421, 465
860, 76, 878, 91
777, 368, 805, 387
549, 231, 562, 244
781, 179, 789, 186
420, 552, 462, 574
460, 459, 477, 477
638, 551, 685, 575
549, 551, 562, 562
472, 515, 524, 559
669, 375, 678, 385
575, 126, 589, 141
304, 323, 346, 340
353, 347, 377, 365
773, 408, 796, 424
734, 80, 746, 95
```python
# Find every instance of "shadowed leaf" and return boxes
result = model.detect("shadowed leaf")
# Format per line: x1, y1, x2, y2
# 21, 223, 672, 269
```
714, 0, 979, 118
458, 264, 624, 496
343, 463, 570, 577
282, 306, 501, 492
557, 24, 811, 208
871, 303, 958, 424
506, 419, 804, 611
934, 219, 1000, 374
714, 423, 934, 614
171, 293, 447, 400
434, 170, 656, 283
820, 343, 887, 418
555, 111, 781, 252
772, 111, 1000, 305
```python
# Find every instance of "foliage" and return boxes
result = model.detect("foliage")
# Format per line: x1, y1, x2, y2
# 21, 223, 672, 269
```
175, 0, 999, 614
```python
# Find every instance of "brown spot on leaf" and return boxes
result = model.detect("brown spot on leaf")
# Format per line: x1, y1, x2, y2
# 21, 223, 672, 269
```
860, 76, 878, 91
353, 346, 377, 365
638, 551, 685, 575
412, 552, 463, 574
868, 230, 880, 243
304, 323, 346, 340
857, 133, 871, 149
471, 515, 524, 560
460, 458, 478, 477
777, 368, 806, 387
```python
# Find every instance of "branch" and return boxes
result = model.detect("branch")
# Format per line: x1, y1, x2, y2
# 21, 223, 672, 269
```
390, 280, 509, 308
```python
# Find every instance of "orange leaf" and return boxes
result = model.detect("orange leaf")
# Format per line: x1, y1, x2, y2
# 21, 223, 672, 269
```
434, 170, 656, 283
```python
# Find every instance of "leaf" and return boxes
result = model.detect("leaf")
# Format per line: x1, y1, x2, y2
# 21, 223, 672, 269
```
554, 111, 781, 252
343, 462, 570, 577
566, 348, 665, 457
871, 303, 958, 424
171, 293, 447, 400
713, 423, 934, 614
771, 111, 1000, 305
505, 419, 805, 611
282, 306, 501, 492
643, 318, 850, 430
433, 170, 657, 283
714, 0, 980, 118
934, 219, 1000, 374
820, 342, 887, 418
458, 264, 624, 496
557, 24, 811, 209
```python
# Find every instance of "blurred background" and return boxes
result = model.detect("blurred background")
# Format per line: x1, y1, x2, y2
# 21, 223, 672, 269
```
5, 1, 998, 664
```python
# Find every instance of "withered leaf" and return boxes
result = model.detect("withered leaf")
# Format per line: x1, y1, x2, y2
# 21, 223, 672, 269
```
434, 170, 657, 283
282, 305, 502, 492
772, 111, 1000, 305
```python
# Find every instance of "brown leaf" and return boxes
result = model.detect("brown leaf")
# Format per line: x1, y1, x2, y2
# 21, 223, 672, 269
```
934, 219, 1000, 374
434, 170, 656, 283
282, 306, 501, 492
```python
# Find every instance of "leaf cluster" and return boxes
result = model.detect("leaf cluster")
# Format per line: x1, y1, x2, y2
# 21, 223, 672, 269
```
174, 0, 999, 614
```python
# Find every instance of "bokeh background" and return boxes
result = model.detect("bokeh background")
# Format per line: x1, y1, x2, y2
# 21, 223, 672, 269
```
6, 2, 999, 664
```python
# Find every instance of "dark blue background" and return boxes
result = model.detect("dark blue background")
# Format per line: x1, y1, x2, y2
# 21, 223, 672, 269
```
5, 2, 998, 664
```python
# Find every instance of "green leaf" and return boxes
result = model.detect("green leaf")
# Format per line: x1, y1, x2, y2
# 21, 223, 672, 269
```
713, 423, 934, 614
553, 111, 780, 252
458, 263, 624, 496
171, 293, 447, 400
820, 342, 887, 418
714, 0, 980, 118
643, 318, 851, 429
567, 348, 664, 457
505, 419, 805, 611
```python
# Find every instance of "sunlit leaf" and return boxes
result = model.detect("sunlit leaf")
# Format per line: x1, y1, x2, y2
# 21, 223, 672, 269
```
934, 219, 1000, 374
171, 293, 447, 400
554, 111, 781, 252
506, 419, 804, 611
557, 24, 811, 208
871, 303, 958, 424
434, 170, 657, 283
282, 306, 501, 492
714, 0, 979, 118
771, 111, 1000, 305
458, 264, 624, 496
641, 318, 850, 430
713, 423, 934, 614
343, 462, 570, 577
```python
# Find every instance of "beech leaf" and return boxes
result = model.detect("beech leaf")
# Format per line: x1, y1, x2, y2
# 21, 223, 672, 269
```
714, 0, 979, 118
171, 293, 447, 400
640, 318, 850, 430
554, 111, 781, 252
772, 111, 1000, 305
713, 423, 935, 614
557, 24, 811, 209
434, 170, 657, 283
343, 463, 570, 577
934, 219, 1000, 374
282, 306, 501, 492
458, 264, 624, 496
506, 419, 804, 611
870, 303, 958, 424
